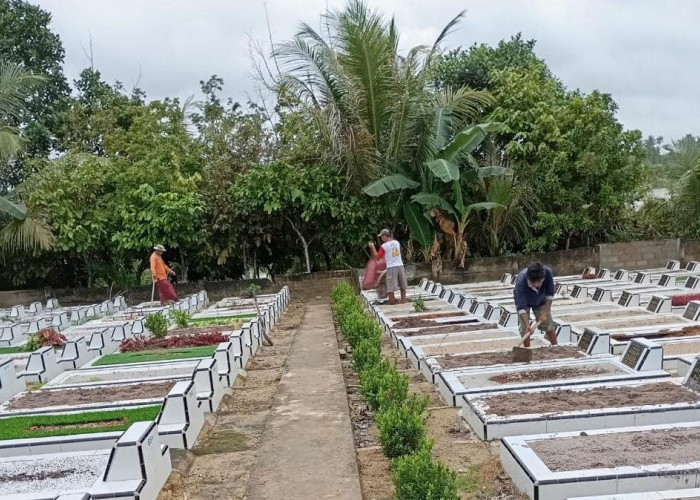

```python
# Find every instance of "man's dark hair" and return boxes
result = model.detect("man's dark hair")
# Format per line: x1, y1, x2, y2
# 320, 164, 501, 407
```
526, 263, 546, 282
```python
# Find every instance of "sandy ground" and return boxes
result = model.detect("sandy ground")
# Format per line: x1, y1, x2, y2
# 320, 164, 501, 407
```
530, 427, 700, 471
157, 302, 305, 500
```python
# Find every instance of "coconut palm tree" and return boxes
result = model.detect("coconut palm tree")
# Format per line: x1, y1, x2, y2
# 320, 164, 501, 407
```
0, 61, 52, 253
672, 159, 700, 237
274, 0, 492, 189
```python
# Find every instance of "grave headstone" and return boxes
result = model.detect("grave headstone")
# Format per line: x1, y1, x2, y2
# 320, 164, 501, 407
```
500, 273, 512, 284
621, 338, 663, 371
683, 301, 700, 321
571, 285, 584, 299
583, 266, 596, 276
686, 276, 700, 290
667, 259, 681, 270
577, 327, 610, 355
683, 357, 700, 392
686, 261, 700, 271
439, 288, 448, 299
484, 304, 495, 320
618, 291, 641, 308
658, 274, 676, 287
596, 268, 611, 279
614, 269, 629, 281
499, 308, 517, 328
592, 288, 611, 302
635, 272, 651, 284
646, 295, 671, 313
457, 295, 466, 309
419, 278, 428, 289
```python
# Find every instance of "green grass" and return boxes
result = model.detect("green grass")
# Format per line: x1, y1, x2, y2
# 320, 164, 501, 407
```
93, 345, 218, 366
189, 313, 255, 327
0, 405, 162, 440
0, 345, 27, 354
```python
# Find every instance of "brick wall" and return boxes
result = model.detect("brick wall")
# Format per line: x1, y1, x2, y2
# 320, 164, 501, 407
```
681, 239, 700, 263
598, 239, 681, 271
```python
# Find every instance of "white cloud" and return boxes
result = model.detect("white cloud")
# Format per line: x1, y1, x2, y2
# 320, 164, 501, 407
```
35, 0, 700, 140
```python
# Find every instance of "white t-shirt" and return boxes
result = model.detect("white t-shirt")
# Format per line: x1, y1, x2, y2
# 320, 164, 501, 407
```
381, 240, 403, 269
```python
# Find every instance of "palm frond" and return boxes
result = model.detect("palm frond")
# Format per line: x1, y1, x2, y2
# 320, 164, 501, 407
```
0, 210, 54, 253
426, 10, 466, 67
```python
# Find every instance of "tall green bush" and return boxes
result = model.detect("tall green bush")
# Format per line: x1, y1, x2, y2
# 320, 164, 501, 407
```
376, 398, 427, 458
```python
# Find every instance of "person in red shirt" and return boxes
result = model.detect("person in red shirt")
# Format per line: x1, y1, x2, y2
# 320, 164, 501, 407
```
150, 245, 179, 304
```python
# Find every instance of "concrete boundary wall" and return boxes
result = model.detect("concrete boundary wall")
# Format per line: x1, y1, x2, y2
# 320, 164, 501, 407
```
1, 240, 700, 307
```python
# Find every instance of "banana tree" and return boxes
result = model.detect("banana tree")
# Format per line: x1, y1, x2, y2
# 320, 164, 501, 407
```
364, 121, 506, 266
0, 196, 53, 253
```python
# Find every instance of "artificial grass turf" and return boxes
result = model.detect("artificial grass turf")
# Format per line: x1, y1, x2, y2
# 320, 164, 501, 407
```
0, 345, 28, 354
189, 314, 255, 326
93, 345, 217, 366
0, 405, 162, 440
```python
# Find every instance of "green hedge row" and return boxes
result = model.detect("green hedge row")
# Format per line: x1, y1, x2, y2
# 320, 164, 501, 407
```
332, 283, 459, 500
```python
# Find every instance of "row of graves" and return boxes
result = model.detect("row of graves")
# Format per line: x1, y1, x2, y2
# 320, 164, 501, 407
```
0, 287, 290, 499
361, 260, 700, 500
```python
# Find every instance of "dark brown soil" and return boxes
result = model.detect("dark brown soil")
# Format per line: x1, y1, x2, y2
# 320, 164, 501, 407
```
391, 313, 469, 329
0, 469, 76, 482
8, 381, 175, 409
531, 428, 700, 471
612, 324, 700, 341
400, 322, 498, 337
480, 382, 700, 416
488, 364, 617, 385
439, 346, 585, 370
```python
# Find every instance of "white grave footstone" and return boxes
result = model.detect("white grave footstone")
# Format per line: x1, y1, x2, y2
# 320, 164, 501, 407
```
647, 295, 672, 313
0, 359, 24, 404
577, 327, 611, 355
683, 301, 700, 321
620, 338, 663, 371
618, 291, 641, 308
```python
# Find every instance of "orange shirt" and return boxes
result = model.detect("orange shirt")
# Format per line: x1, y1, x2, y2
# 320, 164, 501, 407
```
150, 252, 171, 281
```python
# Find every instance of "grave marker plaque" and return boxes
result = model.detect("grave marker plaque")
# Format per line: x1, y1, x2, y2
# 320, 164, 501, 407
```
571, 285, 583, 299
635, 272, 649, 284
578, 329, 594, 352
439, 288, 447, 299
457, 296, 466, 309
684, 358, 700, 393
686, 277, 700, 290
687, 261, 700, 271
621, 341, 644, 369
499, 309, 509, 326
658, 274, 674, 287
484, 304, 494, 319
667, 259, 680, 270
469, 301, 479, 314
647, 295, 661, 312
592, 288, 610, 302
431, 283, 438, 294
683, 301, 700, 321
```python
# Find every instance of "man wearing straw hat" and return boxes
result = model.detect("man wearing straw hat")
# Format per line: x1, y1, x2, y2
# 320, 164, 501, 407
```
150, 245, 179, 304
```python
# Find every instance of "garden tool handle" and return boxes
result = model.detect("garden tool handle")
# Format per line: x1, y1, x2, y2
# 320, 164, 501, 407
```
517, 320, 542, 347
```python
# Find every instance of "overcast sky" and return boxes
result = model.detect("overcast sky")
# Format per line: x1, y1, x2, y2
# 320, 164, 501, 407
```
33, 0, 699, 141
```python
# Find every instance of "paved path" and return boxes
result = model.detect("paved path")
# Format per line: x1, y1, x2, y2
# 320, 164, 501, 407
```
246, 301, 362, 500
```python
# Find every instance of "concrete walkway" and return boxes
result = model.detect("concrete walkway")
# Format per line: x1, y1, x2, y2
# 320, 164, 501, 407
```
246, 301, 362, 500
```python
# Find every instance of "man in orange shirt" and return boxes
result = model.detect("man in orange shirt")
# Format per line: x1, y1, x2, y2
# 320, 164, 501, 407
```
150, 245, 179, 304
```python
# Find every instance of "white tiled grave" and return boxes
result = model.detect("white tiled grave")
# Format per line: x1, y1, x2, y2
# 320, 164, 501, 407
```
500, 421, 700, 500
435, 341, 669, 407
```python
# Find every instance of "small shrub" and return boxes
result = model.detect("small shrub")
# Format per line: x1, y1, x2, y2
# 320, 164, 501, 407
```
413, 295, 426, 312
359, 359, 393, 411
140, 269, 153, 286
376, 369, 409, 410
376, 399, 427, 458
26, 328, 68, 351
145, 312, 168, 339
172, 310, 191, 329
392, 443, 459, 500
352, 337, 382, 375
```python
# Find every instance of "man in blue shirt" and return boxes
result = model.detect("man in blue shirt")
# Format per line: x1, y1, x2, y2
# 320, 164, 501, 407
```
513, 263, 557, 348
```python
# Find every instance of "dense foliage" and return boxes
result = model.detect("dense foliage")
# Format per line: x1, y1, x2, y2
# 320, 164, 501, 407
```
0, 0, 696, 289
332, 282, 457, 496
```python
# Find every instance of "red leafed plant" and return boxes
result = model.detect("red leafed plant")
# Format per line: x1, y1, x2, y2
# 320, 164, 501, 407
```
671, 294, 700, 307
26, 328, 68, 351
119, 332, 229, 352
581, 273, 597, 279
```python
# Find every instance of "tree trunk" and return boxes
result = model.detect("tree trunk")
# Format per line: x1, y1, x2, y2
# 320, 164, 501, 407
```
566, 230, 574, 251
284, 216, 314, 274
179, 249, 188, 282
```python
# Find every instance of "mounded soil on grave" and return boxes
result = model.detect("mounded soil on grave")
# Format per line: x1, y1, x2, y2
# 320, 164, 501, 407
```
662, 340, 700, 356
7, 381, 175, 409
480, 381, 700, 416
487, 364, 618, 385
531, 427, 700, 471
399, 322, 498, 337
0, 469, 76, 482
612, 324, 700, 341
438, 346, 584, 370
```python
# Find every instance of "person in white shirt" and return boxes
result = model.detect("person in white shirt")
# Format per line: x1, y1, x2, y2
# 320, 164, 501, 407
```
369, 228, 407, 304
